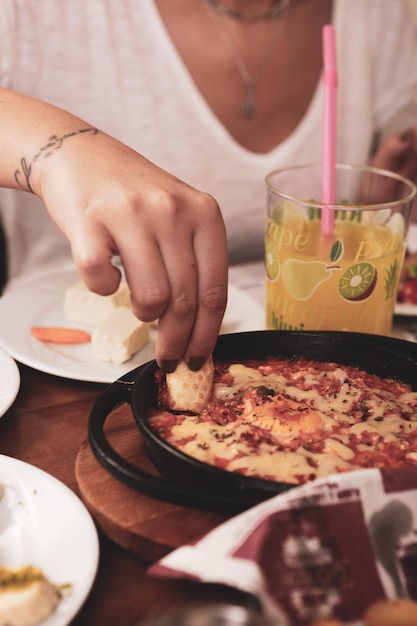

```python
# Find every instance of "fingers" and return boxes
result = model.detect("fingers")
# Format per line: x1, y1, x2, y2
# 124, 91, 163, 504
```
398, 128, 417, 183
40, 132, 228, 370
371, 132, 410, 171
142, 192, 228, 371
69, 220, 124, 295
154, 234, 228, 371
180, 203, 228, 367
366, 129, 417, 205
68, 186, 228, 371
371, 128, 417, 183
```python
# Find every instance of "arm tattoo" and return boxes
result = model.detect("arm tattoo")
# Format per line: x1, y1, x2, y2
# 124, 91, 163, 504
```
14, 127, 99, 193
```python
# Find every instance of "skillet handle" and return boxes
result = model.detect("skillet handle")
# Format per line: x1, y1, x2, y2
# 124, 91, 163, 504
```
88, 368, 255, 513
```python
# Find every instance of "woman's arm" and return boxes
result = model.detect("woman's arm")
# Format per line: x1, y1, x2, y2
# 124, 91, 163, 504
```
0, 88, 228, 371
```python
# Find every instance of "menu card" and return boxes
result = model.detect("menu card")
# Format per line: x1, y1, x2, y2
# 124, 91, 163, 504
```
149, 467, 417, 626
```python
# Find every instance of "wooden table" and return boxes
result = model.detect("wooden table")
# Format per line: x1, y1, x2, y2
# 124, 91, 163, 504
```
0, 363, 253, 626
2, 261, 416, 626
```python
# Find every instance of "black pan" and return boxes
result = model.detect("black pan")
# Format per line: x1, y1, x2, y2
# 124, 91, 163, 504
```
88, 330, 417, 514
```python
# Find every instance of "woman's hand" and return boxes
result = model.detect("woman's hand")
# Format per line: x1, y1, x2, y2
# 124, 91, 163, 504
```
0, 89, 228, 371
36, 131, 228, 372
370, 127, 417, 187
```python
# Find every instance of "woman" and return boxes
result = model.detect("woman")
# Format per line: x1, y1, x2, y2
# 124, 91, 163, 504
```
0, 0, 416, 370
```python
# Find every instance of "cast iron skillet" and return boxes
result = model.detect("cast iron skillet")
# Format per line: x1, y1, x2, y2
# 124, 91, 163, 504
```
88, 330, 417, 514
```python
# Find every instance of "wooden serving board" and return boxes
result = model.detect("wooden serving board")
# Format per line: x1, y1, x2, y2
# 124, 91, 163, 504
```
75, 404, 229, 563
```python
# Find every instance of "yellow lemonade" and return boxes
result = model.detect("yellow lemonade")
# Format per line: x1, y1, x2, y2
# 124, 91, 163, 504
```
265, 203, 406, 335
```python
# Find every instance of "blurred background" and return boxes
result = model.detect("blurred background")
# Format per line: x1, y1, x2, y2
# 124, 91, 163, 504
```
386, 0, 417, 133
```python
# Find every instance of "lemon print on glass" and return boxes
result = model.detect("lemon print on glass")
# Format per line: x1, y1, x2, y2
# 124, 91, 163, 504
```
281, 259, 332, 300
338, 262, 377, 301
272, 200, 305, 230
265, 237, 280, 281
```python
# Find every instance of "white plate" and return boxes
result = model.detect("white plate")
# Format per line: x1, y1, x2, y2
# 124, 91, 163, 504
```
0, 454, 99, 626
0, 346, 20, 418
0, 271, 265, 384
395, 301, 417, 317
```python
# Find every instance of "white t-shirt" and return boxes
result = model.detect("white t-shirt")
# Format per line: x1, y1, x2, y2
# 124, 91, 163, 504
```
1, 0, 417, 290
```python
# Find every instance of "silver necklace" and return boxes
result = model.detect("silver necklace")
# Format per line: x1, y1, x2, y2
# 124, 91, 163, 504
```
202, 0, 292, 23
203, 1, 291, 118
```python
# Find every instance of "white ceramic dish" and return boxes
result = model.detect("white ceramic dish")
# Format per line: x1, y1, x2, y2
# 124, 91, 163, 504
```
0, 454, 99, 626
0, 270, 265, 384
395, 301, 417, 317
0, 346, 20, 418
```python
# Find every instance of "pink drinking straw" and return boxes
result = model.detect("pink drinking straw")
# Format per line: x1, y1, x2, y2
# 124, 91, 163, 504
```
321, 24, 338, 236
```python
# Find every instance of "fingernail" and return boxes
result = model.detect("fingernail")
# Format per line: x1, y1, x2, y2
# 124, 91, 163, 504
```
160, 360, 178, 374
187, 357, 206, 372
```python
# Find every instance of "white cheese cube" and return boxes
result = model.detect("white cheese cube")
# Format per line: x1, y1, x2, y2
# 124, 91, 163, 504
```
92, 307, 150, 364
64, 281, 131, 325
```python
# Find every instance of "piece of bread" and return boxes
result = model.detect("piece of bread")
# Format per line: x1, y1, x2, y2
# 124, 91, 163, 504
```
91, 306, 150, 364
166, 357, 214, 413
64, 280, 131, 325
309, 617, 343, 626
0, 566, 60, 626
364, 598, 417, 626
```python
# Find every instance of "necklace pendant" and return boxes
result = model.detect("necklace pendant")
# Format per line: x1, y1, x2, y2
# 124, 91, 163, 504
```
242, 83, 255, 118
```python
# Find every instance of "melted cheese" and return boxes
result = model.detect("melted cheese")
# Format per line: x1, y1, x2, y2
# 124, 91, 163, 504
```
150, 357, 417, 485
